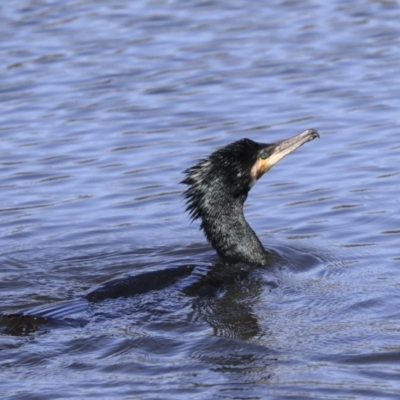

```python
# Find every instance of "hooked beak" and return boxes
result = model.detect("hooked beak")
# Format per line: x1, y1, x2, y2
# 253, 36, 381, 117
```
269, 129, 319, 166
251, 129, 320, 182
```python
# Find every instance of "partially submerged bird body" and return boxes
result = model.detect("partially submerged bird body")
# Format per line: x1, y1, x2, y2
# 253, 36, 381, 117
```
182, 129, 319, 266
1, 129, 319, 335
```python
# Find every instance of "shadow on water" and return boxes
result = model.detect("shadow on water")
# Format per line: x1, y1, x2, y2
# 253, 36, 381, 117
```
0, 246, 293, 339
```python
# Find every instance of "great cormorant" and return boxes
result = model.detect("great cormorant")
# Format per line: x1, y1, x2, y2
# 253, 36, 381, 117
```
182, 129, 319, 266
1, 129, 319, 334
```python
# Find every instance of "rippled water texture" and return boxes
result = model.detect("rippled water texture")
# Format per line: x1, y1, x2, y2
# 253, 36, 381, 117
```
1, 1, 400, 399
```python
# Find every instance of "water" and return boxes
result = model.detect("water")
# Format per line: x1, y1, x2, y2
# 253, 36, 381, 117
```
1, 0, 400, 398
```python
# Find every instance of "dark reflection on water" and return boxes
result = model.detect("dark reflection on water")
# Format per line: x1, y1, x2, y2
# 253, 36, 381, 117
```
1, 0, 400, 398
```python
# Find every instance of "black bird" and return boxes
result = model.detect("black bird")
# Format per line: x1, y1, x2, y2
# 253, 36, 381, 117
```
182, 129, 319, 267
1, 129, 319, 335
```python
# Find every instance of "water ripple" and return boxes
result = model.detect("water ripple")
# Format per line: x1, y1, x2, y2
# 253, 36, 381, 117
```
1, 0, 400, 398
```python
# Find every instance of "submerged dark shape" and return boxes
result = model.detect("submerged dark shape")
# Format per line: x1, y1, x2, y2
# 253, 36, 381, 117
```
1, 129, 319, 336
0, 266, 196, 335
182, 129, 319, 266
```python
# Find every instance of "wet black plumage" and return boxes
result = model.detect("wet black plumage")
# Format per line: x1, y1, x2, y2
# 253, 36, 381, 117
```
182, 129, 319, 266
0, 129, 319, 336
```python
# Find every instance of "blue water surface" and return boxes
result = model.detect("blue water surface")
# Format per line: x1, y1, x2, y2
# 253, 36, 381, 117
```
1, 1, 400, 399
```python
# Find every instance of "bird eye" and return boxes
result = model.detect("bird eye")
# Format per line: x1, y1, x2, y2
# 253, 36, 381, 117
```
260, 150, 269, 159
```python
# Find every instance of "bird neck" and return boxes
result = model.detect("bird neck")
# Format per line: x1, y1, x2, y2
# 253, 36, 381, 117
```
200, 194, 269, 266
